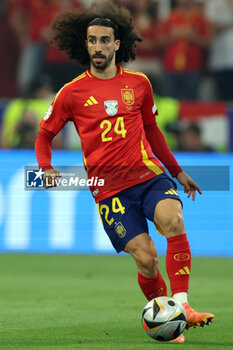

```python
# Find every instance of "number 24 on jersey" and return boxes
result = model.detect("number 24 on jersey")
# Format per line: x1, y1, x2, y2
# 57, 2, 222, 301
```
100, 117, 127, 142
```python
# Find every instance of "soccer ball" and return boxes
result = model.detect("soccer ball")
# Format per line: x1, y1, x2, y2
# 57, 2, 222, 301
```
142, 296, 187, 341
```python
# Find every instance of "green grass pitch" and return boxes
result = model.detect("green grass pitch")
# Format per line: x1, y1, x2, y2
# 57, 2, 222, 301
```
0, 254, 232, 350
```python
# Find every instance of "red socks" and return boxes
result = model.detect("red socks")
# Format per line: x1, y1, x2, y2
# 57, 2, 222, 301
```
166, 233, 191, 295
138, 270, 167, 301
137, 234, 191, 300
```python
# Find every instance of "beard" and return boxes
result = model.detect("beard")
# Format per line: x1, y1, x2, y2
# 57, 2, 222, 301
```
90, 50, 115, 70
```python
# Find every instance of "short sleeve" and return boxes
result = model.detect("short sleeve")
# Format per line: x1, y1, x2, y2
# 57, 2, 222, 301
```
39, 85, 72, 135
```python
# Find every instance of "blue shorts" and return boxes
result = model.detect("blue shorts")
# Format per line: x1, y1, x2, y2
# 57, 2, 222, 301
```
97, 174, 182, 253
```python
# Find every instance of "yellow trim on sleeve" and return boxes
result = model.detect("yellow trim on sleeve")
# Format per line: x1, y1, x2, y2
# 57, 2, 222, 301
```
83, 153, 88, 172
123, 68, 148, 79
141, 140, 163, 175
123, 68, 153, 90
86, 70, 92, 78
53, 73, 87, 103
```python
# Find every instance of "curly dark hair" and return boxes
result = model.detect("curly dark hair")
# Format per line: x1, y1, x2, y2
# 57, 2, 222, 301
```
50, 1, 142, 67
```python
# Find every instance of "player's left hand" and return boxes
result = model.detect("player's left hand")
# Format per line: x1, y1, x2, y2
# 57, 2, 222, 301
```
176, 171, 202, 201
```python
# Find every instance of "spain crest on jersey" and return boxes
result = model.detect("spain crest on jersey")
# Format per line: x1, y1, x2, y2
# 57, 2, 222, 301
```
121, 88, 134, 106
104, 100, 118, 116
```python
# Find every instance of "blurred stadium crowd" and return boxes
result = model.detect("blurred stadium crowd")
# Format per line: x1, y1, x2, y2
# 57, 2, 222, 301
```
0, 0, 233, 151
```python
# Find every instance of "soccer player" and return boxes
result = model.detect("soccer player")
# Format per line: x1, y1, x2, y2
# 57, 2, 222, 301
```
35, 1, 214, 342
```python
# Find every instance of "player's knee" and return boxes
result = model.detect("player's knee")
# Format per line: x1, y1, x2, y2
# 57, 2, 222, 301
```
163, 212, 185, 237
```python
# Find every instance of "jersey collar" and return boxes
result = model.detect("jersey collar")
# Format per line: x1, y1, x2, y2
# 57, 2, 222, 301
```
86, 65, 123, 80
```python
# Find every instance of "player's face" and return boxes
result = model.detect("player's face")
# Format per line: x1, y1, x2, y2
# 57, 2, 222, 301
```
86, 26, 120, 70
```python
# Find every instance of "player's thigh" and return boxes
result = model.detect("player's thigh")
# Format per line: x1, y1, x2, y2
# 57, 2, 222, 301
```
142, 175, 182, 223
142, 175, 184, 236
97, 194, 148, 253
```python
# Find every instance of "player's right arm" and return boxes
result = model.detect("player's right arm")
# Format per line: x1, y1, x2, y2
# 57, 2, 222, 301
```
35, 85, 72, 188
35, 128, 61, 188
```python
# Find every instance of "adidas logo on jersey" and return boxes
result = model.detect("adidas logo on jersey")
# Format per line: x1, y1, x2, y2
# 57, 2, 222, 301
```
175, 266, 190, 275
165, 188, 178, 196
84, 96, 99, 106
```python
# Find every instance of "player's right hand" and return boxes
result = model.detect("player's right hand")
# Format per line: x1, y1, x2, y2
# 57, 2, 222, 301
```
43, 169, 61, 189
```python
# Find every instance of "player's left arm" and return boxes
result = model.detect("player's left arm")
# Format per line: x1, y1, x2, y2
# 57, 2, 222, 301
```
141, 80, 202, 200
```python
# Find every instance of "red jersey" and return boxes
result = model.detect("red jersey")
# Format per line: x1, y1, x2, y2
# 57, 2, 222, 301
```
40, 66, 165, 202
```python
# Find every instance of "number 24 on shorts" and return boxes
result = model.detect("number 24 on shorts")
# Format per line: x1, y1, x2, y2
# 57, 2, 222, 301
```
97, 197, 125, 226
